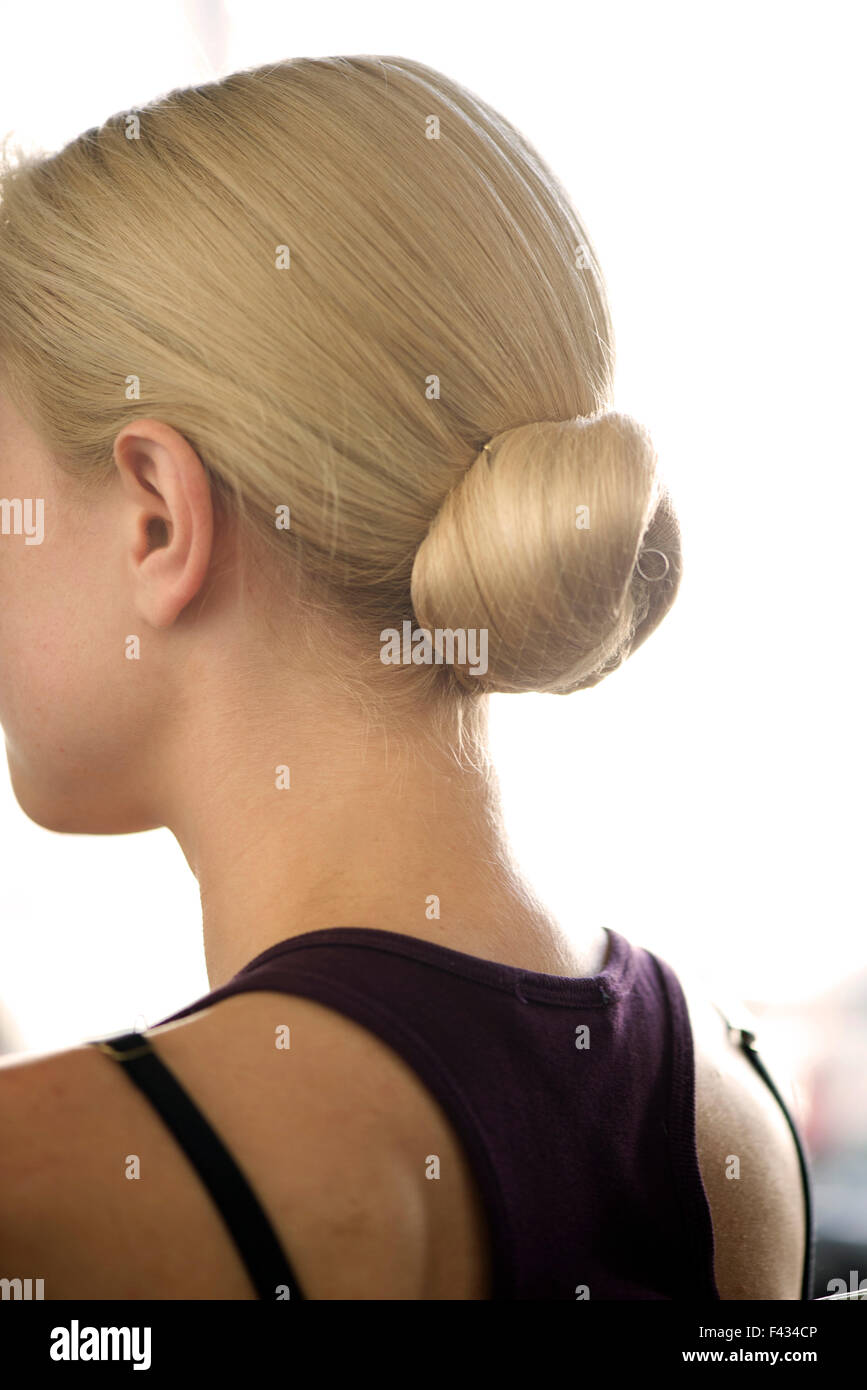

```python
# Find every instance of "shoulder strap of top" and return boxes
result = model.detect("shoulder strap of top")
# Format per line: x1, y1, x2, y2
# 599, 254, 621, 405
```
87, 1031, 305, 1302
710, 1003, 815, 1301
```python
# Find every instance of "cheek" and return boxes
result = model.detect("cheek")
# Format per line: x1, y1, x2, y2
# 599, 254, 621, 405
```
0, 536, 144, 827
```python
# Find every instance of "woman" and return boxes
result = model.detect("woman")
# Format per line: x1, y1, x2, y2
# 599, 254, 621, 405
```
0, 55, 811, 1299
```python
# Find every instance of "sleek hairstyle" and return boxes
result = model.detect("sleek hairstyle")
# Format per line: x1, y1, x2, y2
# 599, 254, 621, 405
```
0, 56, 681, 716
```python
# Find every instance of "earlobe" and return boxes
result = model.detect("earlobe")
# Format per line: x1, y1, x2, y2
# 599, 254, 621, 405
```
113, 420, 215, 630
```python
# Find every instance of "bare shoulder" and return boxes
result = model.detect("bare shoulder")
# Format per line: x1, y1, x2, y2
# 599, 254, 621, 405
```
0, 1041, 123, 1173
143, 992, 491, 1298
678, 974, 807, 1300
0, 1039, 257, 1297
0, 997, 488, 1299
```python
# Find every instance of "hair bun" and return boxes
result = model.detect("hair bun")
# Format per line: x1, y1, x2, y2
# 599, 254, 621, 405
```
410, 412, 681, 694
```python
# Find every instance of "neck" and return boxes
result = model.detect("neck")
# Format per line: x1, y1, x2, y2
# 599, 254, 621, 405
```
163, 685, 553, 990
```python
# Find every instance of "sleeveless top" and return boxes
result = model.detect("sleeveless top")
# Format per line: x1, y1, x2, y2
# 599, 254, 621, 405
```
87, 925, 815, 1300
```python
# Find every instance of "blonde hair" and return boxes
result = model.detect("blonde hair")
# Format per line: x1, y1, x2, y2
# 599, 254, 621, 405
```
0, 55, 680, 719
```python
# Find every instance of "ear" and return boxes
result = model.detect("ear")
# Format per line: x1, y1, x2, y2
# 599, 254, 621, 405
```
113, 419, 215, 629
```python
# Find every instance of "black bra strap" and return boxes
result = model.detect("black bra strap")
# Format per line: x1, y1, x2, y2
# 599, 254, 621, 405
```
712, 1005, 815, 1301
88, 1031, 305, 1301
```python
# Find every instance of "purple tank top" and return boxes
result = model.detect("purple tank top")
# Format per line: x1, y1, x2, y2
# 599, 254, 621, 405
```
154, 925, 721, 1299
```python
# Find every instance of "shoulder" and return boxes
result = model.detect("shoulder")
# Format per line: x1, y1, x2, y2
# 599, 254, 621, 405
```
0, 999, 466, 1298
0, 1042, 174, 1294
677, 973, 807, 1299
143, 993, 490, 1295
0, 1041, 122, 1173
